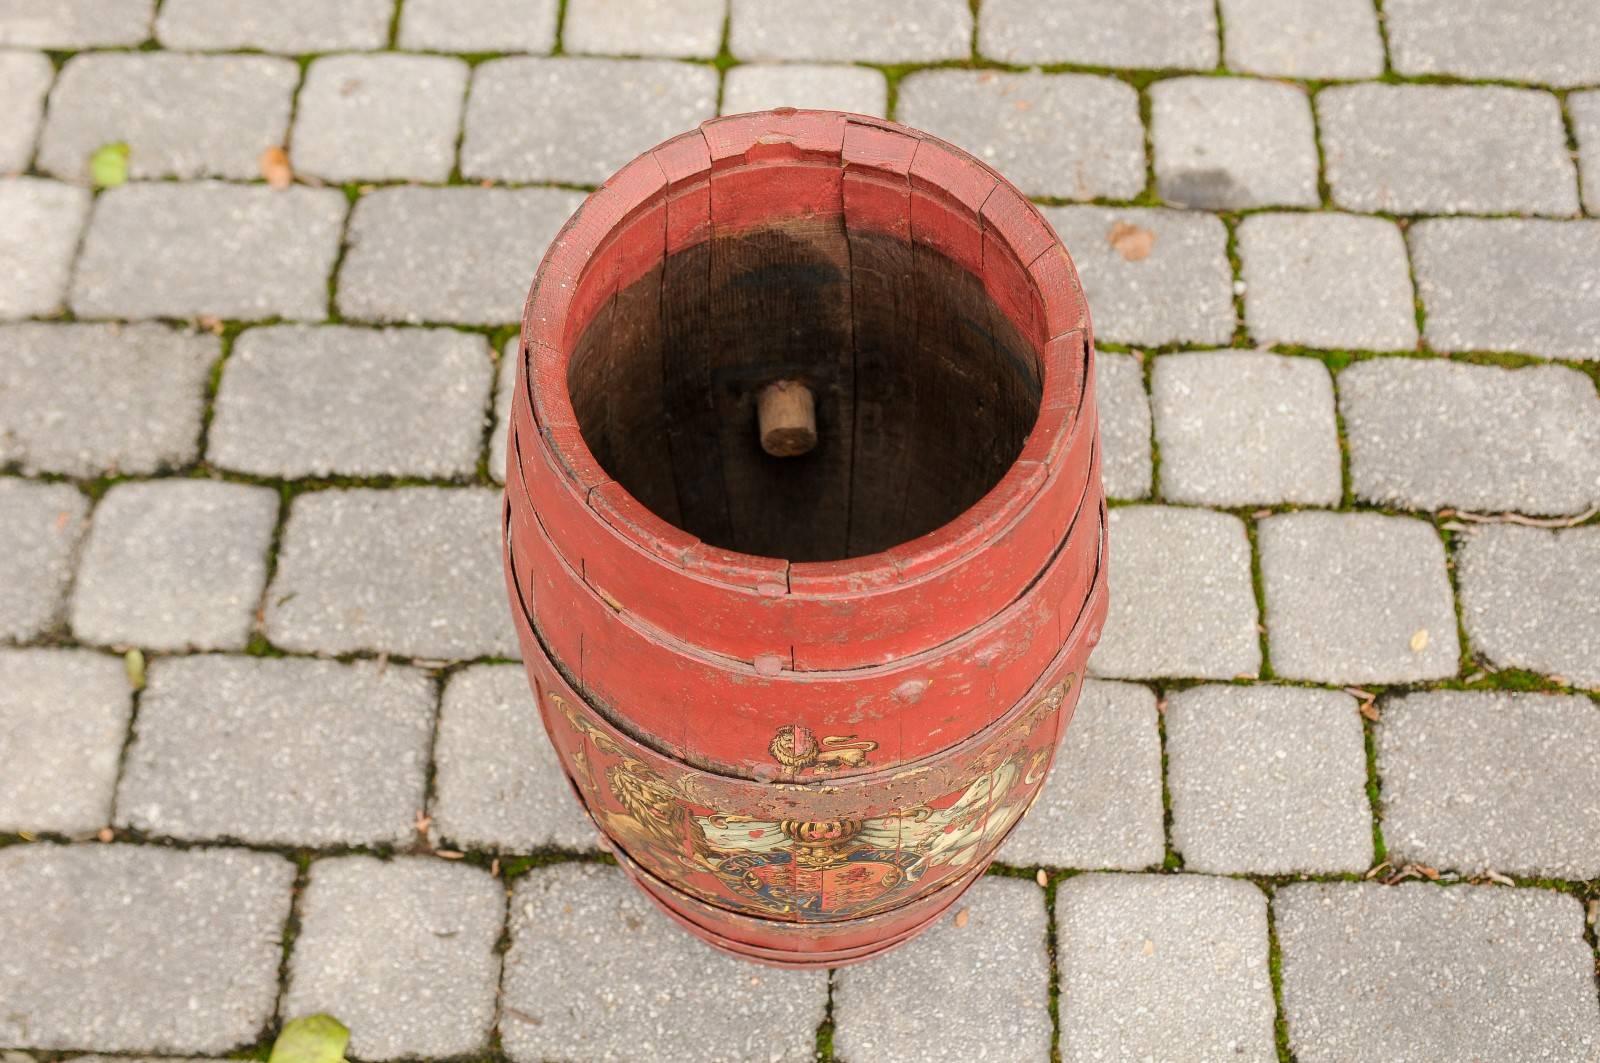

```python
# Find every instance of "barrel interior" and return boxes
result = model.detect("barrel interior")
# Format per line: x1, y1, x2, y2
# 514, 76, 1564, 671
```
565, 205, 1044, 563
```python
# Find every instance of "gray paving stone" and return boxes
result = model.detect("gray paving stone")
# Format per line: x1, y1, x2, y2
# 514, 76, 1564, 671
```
1056, 874, 1276, 1063
1218, 0, 1384, 79
0, 649, 130, 834
431, 665, 596, 852
59, 1056, 215, 1063
69, 481, 277, 652
1384, 0, 1600, 88
898, 71, 1144, 201
502, 862, 827, 1063
1090, 506, 1261, 680
0, 177, 88, 320
209, 325, 493, 480
1240, 213, 1418, 351
0, 480, 87, 641
980, 0, 1218, 69
155, 0, 392, 51
1276, 882, 1600, 1062
1410, 219, 1600, 361
291, 55, 467, 183
462, 57, 716, 184
1091, 351, 1151, 501
1151, 76, 1319, 209
0, 323, 215, 477
116, 656, 435, 846
565, 0, 724, 58
1340, 359, 1600, 516
265, 487, 518, 660
285, 856, 504, 1060
730, 0, 971, 62
339, 186, 583, 326
0, 0, 153, 46
38, 54, 297, 184
397, 0, 558, 52
490, 337, 516, 484
1319, 84, 1579, 217
835, 877, 1049, 1062
1378, 690, 1600, 880
0, 51, 50, 173
1152, 349, 1341, 507
1260, 512, 1460, 684
1040, 206, 1234, 347
1573, 91, 1600, 216
0, 844, 293, 1053
998, 679, 1165, 870
1457, 524, 1600, 690
73, 183, 345, 322
721, 63, 888, 118
1168, 684, 1372, 875
72, 184, 340, 323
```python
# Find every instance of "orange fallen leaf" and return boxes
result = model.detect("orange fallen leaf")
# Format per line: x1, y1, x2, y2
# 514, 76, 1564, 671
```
260, 145, 293, 189
954, 907, 970, 928
1413, 863, 1440, 881
1107, 220, 1156, 262
1359, 700, 1380, 723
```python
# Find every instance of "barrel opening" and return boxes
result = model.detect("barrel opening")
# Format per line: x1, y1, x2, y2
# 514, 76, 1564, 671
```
565, 199, 1045, 564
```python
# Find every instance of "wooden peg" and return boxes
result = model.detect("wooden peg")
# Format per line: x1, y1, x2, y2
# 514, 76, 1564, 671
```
757, 380, 817, 458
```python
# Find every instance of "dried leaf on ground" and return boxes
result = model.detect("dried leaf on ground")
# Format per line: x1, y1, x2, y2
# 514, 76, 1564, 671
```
1359, 701, 1380, 723
1453, 504, 1598, 529
1107, 220, 1156, 262
953, 907, 969, 928
260, 145, 293, 189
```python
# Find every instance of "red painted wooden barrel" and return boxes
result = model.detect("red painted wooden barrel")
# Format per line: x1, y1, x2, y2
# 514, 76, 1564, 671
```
503, 109, 1107, 967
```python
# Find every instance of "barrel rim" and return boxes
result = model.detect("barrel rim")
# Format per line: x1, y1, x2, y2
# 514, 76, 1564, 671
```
517, 108, 1094, 598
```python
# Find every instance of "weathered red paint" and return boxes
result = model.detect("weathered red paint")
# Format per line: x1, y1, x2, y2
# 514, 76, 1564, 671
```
504, 110, 1108, 966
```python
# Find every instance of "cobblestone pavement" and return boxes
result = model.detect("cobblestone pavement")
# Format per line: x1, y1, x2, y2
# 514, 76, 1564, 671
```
2, 2, 1599, 1061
